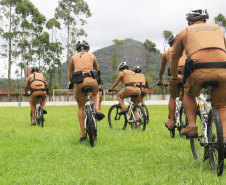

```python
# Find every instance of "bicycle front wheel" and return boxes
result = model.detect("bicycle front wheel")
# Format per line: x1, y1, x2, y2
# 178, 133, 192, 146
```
108, 104, 127, 130
86, 106, 95, 147
207, 108, 224, 176
132, 105, 146, 131
142, 105, 149, 124
190, 108, 207, 161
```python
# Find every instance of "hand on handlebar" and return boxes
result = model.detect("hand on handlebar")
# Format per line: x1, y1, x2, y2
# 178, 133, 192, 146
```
156, 80, 163, 86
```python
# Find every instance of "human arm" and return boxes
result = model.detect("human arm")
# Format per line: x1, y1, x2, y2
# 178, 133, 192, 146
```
24, 77, 30, 94
68, 57, 74, 81
93, 55, 99, 71
171, 30, 186, 80
109, 72, 123, 90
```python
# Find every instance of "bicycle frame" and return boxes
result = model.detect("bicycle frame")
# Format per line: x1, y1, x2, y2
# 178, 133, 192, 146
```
196, 93, 211, 144
84, 93, 97, 132
124, 98, 136, 124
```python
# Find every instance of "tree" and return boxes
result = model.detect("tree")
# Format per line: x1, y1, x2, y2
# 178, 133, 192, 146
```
46, 18, 63, 90
0, 0, 21, 101
162, 30, 173, 52
214, 13, 226, 32
111, 39, 123, 83
143, 39, 158, 89
55, 0, 92, 91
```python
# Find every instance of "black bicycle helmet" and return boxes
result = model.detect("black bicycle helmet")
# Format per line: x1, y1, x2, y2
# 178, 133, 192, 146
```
186, 8, 209, 21
118, 62, 129, 71
76, 40, 90, 51
31, 66, 39, 72
134, 66, 141, 73
167, 34, 176, 46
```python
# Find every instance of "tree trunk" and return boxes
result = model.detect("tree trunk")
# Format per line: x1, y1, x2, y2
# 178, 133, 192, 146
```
66, 22, 70, 101
7, 6, 12, 102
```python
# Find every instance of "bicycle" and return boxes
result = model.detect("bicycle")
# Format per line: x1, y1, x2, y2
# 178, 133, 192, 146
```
140, 92, 149, 125
82, 86, 98, 147
31, 95, 45, 127
23, 94, 45, 127
188, 81, 224, 176
108, 90, 147, 131
159, 83, 187, 138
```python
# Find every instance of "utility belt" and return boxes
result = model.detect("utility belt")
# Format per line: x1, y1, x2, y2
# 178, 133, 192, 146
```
30, 87, 48, 95
168, 67, 183, 77
125, 83, 148, 88
183, 59, 226, 84
125, 83, 140, 87
71, 70, 98, 85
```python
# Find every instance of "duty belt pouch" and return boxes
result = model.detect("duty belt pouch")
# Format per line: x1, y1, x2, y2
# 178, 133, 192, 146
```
182, 59, 194, 84
71, 70, 83, 84
90, 70, 98, 79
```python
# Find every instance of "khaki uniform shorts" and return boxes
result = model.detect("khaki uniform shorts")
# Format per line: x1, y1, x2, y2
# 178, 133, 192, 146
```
168, 77, 181, 99
30, 91, 47, 106
184, 68, 226, 108
74, 77, 98, 106
117, 86, 141, 106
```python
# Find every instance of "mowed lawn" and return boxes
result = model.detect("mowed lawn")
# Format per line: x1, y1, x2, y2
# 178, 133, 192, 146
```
0, 105, 226, 184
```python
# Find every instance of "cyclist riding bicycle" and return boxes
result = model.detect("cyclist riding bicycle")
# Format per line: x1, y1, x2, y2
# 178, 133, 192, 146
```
108, 62, 141, 115
133, 66, 148, 105
156, 34, 186, 131
25, 66, 48, 126
68, 40, 105, 142
170, 8, 226, 139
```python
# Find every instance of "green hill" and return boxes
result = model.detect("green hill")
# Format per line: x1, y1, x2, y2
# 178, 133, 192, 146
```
57, 38, 163, 89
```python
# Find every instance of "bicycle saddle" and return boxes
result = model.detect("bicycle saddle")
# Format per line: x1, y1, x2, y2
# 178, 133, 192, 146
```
36, 95, 43, 99
130, 94, 138, 98
82, 86, 93, 93
201, 81, 219, 89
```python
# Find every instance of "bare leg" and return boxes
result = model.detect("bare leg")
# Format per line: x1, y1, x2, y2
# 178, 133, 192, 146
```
41, 98, 47, 110
218, 107, 226, 140
93, 93, 100, 112
78, 104, 86, 138
141, 97, 145, 105
117, 94, 125, 109
30, 102, 36, 124
183, 93, 197, 127
169, 97, 176, 124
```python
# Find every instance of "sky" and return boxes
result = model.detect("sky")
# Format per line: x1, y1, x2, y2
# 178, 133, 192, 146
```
1, 0, 226, 78
30, 0, 226, 53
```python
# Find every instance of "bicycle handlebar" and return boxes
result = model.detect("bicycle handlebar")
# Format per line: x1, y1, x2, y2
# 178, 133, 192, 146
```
108, 89, 119, 93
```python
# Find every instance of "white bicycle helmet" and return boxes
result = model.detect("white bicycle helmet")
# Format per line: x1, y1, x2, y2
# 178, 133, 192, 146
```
118, 62, 129, 71
186, 8, 209, 21
133, 66, 141, 73
167, 34, 176, 46
76, 40, 90, 51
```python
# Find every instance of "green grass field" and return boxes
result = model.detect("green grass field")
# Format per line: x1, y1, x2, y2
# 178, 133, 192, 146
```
0, 105, 226, 184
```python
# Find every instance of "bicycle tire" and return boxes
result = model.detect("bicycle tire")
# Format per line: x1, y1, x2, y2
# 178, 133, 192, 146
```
142, 105, 149, 124
85, 106, 95, 147
132, 105, 146, 131
190, 108, 207, 161
38, 106, 44, 127
108, 104, 127, 130
178, 106, 187, 138
30, 110, 33, 123
207, 108, 224, 176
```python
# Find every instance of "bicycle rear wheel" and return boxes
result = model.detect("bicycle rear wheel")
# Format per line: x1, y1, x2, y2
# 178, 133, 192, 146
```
178, 106, 187, 137
37, 106, 44, 127
132, 105, 146, 131
85, 106, 95, 147
142, 105, 149, 124
207, 108, 224, 176
108, 104, 127, 130
190, 108, 207, 161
